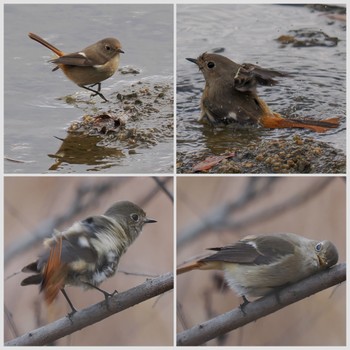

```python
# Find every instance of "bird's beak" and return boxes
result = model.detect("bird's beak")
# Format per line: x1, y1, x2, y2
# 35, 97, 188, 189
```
317, 255, 327, 267
186, 57, 198, 65
145, 217, 157, 224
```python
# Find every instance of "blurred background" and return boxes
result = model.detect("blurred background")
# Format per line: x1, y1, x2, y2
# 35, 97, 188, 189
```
4, 176, 173, 346
177, 176, 345, 346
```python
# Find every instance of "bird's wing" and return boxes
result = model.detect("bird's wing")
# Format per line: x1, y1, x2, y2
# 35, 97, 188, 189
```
202, 235, 295, 265
234, 63, 288, 92
50, 52, 99, 67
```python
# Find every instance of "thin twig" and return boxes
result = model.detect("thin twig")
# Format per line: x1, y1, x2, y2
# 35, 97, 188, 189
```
139, 177, 173, 207
118, 269, 159, 278
4, 305, 19, 339
152, 177, 174, 202
177, 178, 278, 248
177, 177, 337, 248
223, 177, 335, 230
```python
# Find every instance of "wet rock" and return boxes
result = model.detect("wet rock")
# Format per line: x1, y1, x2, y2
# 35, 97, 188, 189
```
277, 29, 339, 48
177, 135, 345, 174
50, 78, 173, 168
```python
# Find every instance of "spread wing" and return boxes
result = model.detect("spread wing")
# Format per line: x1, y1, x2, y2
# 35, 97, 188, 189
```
234, 63, 288, 92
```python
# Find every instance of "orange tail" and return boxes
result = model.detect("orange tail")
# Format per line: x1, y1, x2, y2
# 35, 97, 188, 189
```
41, 236, 66, 304
28, 32, 64, 57
177, 260, 223, 274
177, 262, 204, 275
260, 113, 340, 133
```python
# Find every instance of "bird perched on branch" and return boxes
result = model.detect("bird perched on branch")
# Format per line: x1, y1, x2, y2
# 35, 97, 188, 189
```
187, 53, 340, 133
21, 201, 156, 314
177, 233, 338, 300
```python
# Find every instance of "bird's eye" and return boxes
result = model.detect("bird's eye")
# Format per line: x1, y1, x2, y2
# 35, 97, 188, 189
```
105, 45, 111, 51
315, 242, 323, 252
207, 61, 215, 69
131, 213, 139, 222
85, 217, 94, 224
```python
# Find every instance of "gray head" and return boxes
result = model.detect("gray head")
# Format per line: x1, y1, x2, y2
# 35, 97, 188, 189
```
104, 201, 157, 240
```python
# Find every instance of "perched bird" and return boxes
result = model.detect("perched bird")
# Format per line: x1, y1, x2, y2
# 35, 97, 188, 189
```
187, 53, 340, 133
28, 32, 124, 102
21, 201, 156, 313
177, 233, 338, 299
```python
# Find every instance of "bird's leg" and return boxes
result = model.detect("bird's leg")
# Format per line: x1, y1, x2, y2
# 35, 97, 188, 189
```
60, 288, 77, 317
84, 282, 118, 301
239, 295, 250, 315
82, 83, 108, 102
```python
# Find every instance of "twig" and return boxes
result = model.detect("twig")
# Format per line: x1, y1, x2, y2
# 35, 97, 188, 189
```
118, 269, 159, 278
4, 305, 19, 338
177, 177, 336, 248
153, 177, 174, 202
5, 272, 173, 346
177, 263, 345, 346
224, 177, 335, 230
139, 177, 173, 207
177, 178, 278, 248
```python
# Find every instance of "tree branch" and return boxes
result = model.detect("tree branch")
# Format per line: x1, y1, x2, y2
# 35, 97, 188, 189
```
177, 177, 336, 248
6, 272, 173, 346
223, 177, 335, 230
177, 263, 345, 346
152, 177, 174, 202
177, 178, 278, 248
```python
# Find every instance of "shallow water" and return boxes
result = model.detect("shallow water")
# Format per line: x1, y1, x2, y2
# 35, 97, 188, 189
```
177, 4, 346, 163
4, 4, 174, 173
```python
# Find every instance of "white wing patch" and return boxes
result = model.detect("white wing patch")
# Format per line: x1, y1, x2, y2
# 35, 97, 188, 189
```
78, 236, 90, 248
228, 112, 238, 121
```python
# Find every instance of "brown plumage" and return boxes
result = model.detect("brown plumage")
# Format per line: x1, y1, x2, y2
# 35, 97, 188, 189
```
28, 32, 124, 101
187, 53, 340, 133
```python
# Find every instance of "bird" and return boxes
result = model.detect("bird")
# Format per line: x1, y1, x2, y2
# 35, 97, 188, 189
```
187, 52, 340, 133
28, 32, 124, 102
177, 232, 338, 299
21, 201, 156, 313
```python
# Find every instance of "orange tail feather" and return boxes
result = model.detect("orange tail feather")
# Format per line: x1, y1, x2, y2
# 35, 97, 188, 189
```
177, 261, 222, 274
260, 113, 340, 133
177, 262, 205, 275
28, 32, 64, 57
41, 236, 66, 304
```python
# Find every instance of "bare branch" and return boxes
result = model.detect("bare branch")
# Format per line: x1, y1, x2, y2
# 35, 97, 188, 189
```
4, 305, 19, 339
177, 177, 337, 248
137, 177, 173, 207
152, 177, 174, 202
224, 177, 335, 230
5, 272, 173, 346
177, 263, 345, 346
177, 178, 278, 248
